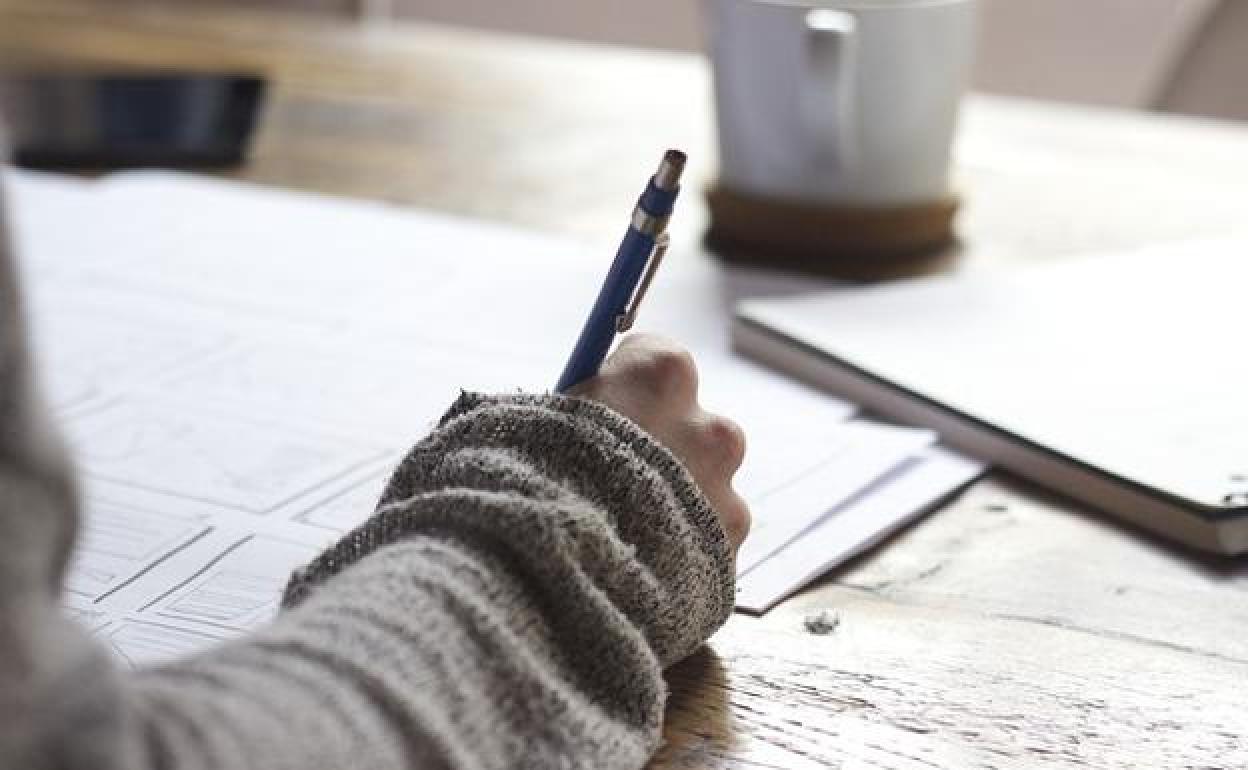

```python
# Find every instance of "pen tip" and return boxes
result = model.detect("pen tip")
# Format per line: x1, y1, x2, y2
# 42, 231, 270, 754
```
654, 149, 687, 191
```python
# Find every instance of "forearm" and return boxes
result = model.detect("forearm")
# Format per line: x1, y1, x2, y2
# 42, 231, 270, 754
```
4, 392, 734, 770
133, 534, 657, 770
273, 392, 735, 767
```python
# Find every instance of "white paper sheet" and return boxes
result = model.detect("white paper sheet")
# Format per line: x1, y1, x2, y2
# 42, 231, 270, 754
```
735, 421, 936, 574
5, 168, 974, 665
736, 447, 985, 613
143, 536, 320, 631
65, 502, 208, 601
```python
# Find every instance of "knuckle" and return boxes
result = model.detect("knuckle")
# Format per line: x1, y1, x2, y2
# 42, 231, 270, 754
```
703, 415, 747, 472
637, 345, 698, 398
721, 494, 752, 546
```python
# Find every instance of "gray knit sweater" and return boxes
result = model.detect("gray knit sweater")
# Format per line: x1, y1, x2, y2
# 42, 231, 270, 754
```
0, 185, 735, 769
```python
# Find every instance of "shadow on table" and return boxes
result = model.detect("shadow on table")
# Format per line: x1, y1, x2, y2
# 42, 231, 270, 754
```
993, 470, 1248, 579
652, 645, 737, 769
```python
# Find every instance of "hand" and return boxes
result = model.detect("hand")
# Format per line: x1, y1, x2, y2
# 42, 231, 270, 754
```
568, 334, 751, 553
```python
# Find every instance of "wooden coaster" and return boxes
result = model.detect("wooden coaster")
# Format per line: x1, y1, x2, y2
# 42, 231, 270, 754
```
705, 183, 960, 281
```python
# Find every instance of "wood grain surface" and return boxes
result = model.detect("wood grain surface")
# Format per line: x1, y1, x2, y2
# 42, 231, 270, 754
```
3, 3, 1247, 766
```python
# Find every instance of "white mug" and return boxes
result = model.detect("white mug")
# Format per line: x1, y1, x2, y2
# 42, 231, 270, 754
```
705, 0, 976, 206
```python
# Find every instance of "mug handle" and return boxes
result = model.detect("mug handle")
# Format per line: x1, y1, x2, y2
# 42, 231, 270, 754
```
803, 8, 857, 178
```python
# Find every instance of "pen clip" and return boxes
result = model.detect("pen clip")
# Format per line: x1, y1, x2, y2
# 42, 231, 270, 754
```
616, 232, 669, 333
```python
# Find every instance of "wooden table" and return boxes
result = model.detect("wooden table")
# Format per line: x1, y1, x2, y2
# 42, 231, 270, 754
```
4, 3, 1247, 767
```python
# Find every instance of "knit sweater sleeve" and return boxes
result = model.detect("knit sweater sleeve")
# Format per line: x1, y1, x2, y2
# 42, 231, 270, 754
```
0, 183, 736, 770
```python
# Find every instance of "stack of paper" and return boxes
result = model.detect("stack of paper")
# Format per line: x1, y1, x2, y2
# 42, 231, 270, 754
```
7, 170, 982, 667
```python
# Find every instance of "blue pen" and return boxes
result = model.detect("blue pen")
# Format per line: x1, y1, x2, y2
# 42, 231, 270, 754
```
555, 149, 686, 392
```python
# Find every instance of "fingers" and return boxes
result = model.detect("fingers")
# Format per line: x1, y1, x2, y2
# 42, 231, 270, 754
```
712, 489, 752, 551
690, 411, 751, 551
695, 410, 747, 477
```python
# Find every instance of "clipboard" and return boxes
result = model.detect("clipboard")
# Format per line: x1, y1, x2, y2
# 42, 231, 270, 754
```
734, 238, 1248, 554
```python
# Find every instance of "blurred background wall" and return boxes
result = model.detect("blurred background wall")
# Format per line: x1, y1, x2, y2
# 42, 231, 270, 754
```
97, 0, 1248, 121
